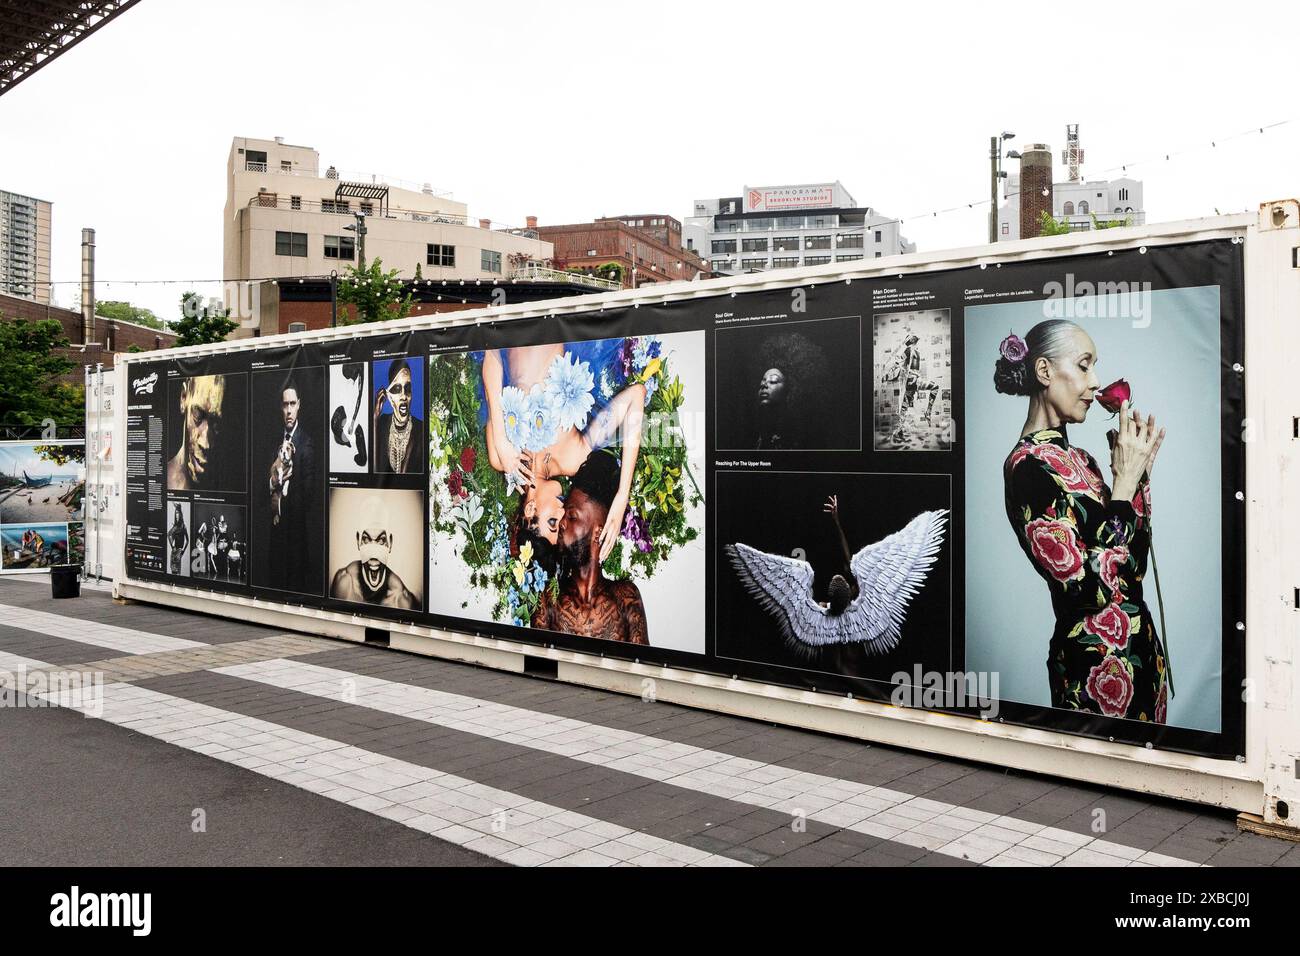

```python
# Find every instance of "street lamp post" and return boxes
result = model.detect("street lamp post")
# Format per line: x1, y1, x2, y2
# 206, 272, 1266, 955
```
990, 131, 1015, 243
343, 212, 368, 271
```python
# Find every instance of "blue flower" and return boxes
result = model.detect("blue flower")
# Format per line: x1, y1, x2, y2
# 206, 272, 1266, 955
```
500, 385, 529, 449
544, 352, 595, 433
643, 375, 659, 407
506, 587, 520, 611
524, 384, 559, 450
632, 336, 662, 375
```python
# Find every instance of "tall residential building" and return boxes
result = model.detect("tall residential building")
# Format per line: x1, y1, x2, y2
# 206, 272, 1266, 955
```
684, 182, 914, 276
223, 136, 558, 334
0, 189, 52, 304
537, 214, 711, 288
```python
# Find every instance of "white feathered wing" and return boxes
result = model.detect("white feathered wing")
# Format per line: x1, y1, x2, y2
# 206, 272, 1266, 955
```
726, 509, 948, 655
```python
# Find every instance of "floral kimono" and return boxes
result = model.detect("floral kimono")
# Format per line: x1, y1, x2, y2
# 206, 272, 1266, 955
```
1004, 427, 1168, 723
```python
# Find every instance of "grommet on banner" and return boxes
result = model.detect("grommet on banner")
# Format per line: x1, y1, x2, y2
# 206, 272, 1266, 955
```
980, 263, 987, 270
1139, 246, 1147, 254
1235, 491, 1244, 500
1232, 363, 1244, 373
1236, 622, 1245, 631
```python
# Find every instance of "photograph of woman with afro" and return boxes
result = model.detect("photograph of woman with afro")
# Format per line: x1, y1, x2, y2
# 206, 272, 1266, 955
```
715, 316, 862, 451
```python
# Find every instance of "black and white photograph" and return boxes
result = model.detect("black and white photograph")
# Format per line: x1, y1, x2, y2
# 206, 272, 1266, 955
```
328, 362, 369, 474
250, 366, 325, 595
189, 503, 247, 585
328, 486, 423, 610
714, 316, 862, 451
166, 373, 247, 492
165, 498, 190, 578
872, 308, 953, 451
716, 470, 951, 681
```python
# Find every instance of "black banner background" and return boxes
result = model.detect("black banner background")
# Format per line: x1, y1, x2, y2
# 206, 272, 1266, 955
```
123, 239, 1246, 759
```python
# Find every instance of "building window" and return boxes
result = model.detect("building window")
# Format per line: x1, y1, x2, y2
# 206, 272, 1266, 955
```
772, 236, 800, 252
290, 195, 301, 210
805, 255, 831, 266
360, 201, 374, 216
775, 216, 804, 230
1001, 223, 1009, 235
321, 199, 350, 214
1118, 187, 1128, 201
804, 235, 831, 250
288, 322, 307, 333
875, 252, 883, 258
427, 243, 455, 267
275, 231, 308, 257
711, 239, 737, 254
324, 235, 355, 260
1079, 200, 1089, 214
745, 217, 773, 232
245, 150, 267, 172
1063, 201, 1075, 215
741, 237, 769, 252
836, 234, 864, 249
771, 256, 799, 268
874, 230, 882, 242
836, 254, 864, 262
711, 259, 736, 272
481, 249, 502, 273
741, 258, 768, 271
714, 220, 741, 233
281, 160, 292, 172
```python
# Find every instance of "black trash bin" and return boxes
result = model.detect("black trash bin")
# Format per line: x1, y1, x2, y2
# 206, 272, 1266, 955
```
51, 564, 81, 599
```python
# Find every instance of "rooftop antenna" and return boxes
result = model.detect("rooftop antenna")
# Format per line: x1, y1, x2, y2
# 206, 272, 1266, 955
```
1063, 124, 1084, 183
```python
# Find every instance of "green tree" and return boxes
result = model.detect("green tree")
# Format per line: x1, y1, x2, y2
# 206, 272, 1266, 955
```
95, 299, 166, 330
171, 291, 237, 347
1091, 212, 1133, 231
337, 258, 414, 325
592, 262, 625, 285
0, 314, 84, 426
1038, 209, 1073, 236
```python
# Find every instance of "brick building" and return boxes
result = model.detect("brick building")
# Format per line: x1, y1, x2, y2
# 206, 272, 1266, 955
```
535, 215, 711, 289
0, 292, 177, 384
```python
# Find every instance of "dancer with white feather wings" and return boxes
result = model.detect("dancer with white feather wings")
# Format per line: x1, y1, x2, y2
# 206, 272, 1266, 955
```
726, 495, 948, 656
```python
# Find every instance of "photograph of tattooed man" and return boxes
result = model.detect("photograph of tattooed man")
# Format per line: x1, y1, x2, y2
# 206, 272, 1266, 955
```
532, 451, 648, 644
166, 374, 246, 492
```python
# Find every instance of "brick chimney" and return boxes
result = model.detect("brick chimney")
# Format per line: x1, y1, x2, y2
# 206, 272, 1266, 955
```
479, 218, 491, 229
526, 215, 538, 229
1019, 144, 1054, 239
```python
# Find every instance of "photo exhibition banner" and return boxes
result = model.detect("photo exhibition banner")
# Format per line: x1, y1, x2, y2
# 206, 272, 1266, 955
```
123, 239, 1246, 758
0, 440, 86, 574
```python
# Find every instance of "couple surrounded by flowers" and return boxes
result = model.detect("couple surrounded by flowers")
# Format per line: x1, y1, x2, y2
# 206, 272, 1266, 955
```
479, 339, 655, 641
996, 318, 1171, 724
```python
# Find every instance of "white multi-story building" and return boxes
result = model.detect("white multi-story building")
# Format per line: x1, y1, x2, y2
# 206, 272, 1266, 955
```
684, 182, 914, 276
1, 189, 52, 304
998, 172, 1144, 241
223, 136, 554, 331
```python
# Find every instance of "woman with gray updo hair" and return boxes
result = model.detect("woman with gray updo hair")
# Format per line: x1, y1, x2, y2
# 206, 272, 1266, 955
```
997, 318, 1173, 722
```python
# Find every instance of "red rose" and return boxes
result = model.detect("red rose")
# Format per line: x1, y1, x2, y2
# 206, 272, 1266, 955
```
1031, 443, 1093, 495
1086, 656, 1134, 717
1085, 603, 1131, 652
460, 446, 476, 473
447, 470, 463, 498
1097, 546, 1129, 594
1024, 517, 1086, 583
1095, 379, 1131, 414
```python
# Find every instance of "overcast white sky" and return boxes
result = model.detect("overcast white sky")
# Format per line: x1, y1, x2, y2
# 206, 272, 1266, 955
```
1, 0, 1297, 320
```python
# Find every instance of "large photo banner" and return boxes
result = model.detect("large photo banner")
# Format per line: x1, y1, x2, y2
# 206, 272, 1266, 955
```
0, 440, 85, 574
123, 239, 1245, 758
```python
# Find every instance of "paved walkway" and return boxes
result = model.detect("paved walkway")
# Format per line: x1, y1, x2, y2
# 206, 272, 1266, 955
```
1, 576, 1295, 868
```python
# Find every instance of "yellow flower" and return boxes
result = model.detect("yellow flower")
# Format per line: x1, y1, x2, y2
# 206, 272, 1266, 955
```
513, 562, 526, 586
641, 358, 662, 379
519, 540, 534, 566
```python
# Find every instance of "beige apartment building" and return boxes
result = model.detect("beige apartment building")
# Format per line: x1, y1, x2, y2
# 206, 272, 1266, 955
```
1, 189, 52, 304
223, 136, 554, 334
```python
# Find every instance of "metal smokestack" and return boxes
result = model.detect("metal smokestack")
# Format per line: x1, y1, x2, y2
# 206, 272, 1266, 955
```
81, 227, 96, 345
